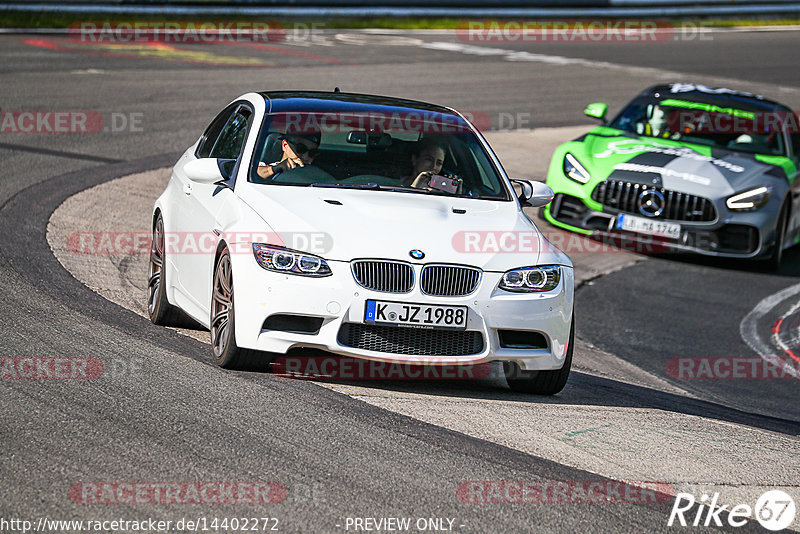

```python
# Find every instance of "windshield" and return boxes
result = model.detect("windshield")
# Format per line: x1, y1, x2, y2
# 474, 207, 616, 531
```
249, 110, 511, 200
609, 95, 789, 156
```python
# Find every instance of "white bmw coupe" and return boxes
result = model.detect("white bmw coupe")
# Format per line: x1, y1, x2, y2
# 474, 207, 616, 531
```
149, 91, 575, 394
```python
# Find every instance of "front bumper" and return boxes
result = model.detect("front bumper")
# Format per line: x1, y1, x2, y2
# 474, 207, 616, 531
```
544, 192, 778, 259
230, 253, 574, 372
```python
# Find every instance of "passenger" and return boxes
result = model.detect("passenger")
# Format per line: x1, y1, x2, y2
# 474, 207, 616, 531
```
403, 138, 447, 189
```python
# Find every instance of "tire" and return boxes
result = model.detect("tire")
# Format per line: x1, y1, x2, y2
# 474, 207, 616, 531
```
210, 247, 264, 370
765, 201, 789, 272
504, 316, 574, 395
148, 214, 185, 326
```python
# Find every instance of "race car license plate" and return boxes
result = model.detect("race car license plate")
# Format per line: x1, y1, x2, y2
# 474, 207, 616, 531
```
616, 214, 681, 240
364, 300, 467, 330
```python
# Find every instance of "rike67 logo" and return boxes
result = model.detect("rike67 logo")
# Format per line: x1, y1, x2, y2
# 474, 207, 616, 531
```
668, 490, 796, 531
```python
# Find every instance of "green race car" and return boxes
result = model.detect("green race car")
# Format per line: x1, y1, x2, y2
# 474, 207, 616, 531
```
544, 83, 800, 268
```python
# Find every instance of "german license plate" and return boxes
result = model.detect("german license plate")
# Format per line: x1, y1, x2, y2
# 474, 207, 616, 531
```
616, 214, 681, 239
364, 300, 467, 330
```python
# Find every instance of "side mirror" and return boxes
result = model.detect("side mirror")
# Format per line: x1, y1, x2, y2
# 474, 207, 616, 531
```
584, 102, 608, 123
184, 158, 225, 184
514, 180, 554, 208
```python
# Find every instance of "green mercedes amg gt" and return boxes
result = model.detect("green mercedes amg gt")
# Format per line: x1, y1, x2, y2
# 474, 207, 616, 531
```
543, 83, 800, 268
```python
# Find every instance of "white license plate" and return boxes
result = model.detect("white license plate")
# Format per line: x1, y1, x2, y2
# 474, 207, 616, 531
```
364, 300, 467, 330
616, 214, 681, 239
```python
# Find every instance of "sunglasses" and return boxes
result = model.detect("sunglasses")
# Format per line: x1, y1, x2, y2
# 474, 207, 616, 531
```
286, 139, 320, 158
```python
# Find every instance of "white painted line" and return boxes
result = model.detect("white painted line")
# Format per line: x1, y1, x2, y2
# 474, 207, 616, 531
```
773, 299, 800, 361
740, 282, 800, 378
400, 40, 800, 94
719, 25, 800, 32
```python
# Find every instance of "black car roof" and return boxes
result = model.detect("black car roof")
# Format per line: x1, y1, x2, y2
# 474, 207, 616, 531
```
258, 90, 460, 116
641, 83, 788, 112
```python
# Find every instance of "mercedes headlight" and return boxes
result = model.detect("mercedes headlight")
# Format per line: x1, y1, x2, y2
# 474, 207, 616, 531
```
563, 153, 591, 184
253, 244, 331, 277
726, 186, 771, 211
499, 266, 561, 293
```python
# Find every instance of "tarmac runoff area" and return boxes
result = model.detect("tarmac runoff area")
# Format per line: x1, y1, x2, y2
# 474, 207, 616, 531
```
47, 126, 800, 525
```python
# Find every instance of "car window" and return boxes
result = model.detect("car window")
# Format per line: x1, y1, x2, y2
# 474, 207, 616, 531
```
196, 104, 237, 159
609, 96, 787, 156
210, 108, 252, 160
791, 132, 800, 158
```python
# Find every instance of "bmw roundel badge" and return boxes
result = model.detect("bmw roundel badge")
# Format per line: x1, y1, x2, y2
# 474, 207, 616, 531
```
409, 249, 425, 260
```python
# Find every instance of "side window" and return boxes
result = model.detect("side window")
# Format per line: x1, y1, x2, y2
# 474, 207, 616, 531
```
209, 109, 252, 160
196, 105, 237, 158
791, 133, 800, 158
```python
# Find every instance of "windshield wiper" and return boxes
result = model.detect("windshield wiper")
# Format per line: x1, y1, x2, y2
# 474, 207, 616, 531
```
310, 182, 381, 189
309, 182, 467, 196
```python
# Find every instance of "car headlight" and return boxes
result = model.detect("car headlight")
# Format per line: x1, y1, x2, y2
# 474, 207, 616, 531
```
563, 153, 591, 184
252, 243, 332, 277
499, 266, 561, 293
726, 186, 771, 211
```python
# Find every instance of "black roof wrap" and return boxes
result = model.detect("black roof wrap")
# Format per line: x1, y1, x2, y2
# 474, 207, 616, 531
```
259, 91, 461, 117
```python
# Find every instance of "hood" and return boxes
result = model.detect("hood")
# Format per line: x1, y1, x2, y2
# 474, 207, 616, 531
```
238, 186, 559, 271
578, 131, 784, 197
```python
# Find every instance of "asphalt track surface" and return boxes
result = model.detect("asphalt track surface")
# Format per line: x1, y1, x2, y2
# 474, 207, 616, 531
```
1, 27, 799, 533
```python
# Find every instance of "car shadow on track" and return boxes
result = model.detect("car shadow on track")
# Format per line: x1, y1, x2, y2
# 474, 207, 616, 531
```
262, 351, 800, 436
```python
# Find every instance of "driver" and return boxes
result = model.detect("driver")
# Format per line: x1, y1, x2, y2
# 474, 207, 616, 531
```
641, 104, 671, 138
257, 132, 321, 179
